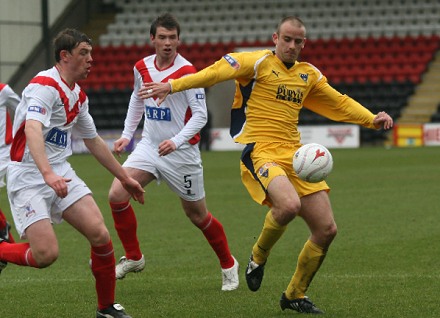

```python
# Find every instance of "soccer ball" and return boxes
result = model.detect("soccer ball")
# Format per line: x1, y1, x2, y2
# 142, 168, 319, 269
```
293, 143, 333, 183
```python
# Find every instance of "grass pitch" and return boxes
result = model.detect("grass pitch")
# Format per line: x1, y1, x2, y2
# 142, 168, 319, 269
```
0, 146, 439, 317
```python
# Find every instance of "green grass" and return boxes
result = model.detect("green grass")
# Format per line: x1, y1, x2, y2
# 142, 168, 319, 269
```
1, 146, 439, 317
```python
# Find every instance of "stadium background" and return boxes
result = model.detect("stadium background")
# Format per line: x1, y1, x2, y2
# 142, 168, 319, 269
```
1, 2, 440, 317
0, 0, 439, 147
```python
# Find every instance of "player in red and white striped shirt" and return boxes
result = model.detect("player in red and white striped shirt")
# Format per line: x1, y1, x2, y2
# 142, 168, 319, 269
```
0, 29, 144, 318
108, 13, 239, 291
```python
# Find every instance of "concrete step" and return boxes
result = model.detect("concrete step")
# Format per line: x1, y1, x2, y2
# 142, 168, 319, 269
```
408, 95, 440, 104
398, 116, 432, 123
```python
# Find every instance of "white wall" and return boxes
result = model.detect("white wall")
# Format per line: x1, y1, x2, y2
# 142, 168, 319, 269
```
0, 0, 71, 82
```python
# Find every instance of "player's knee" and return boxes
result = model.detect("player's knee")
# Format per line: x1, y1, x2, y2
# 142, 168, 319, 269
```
181, 199, 208, 226
273, 198, 301, 225
33, 247, 59, 268
108, 179, 133, 203
187, 209, 209, 228
285, 194, 301, 212
108, 186, 123, 203
87, 226, 111, 246
188, 213, 204, 226
322, 222, 338, 243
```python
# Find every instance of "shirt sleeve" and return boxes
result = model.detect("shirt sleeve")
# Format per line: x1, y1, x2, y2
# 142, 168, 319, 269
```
170, 51, 263, 93
121, 67, 145, 140
170, 86, 208, 149
304, 76, 377, 129
24, 84, 55, 127
2, 85, 20, 113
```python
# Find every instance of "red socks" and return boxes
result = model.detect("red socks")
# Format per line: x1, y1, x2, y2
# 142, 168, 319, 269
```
0, 209, 37, 267
91, 241, 115, 310
110, 202, 142, 261
110, 202, 234, 269
0, 208, 15, 243
0, 242, 39, 267
198, 212, 234, 269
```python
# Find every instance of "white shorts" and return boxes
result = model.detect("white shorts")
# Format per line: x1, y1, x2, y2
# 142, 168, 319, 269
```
7, 161, 92, 239
124, 139, 205, 201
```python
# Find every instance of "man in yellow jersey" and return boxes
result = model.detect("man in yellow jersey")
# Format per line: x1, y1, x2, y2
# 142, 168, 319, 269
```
140, 16, 393, 314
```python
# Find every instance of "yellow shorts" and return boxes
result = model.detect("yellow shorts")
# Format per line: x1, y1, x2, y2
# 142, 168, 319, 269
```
240, 142, 330, 206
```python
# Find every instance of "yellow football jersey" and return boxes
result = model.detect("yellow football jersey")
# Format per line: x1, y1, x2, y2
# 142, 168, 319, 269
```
171, 49, 377, 144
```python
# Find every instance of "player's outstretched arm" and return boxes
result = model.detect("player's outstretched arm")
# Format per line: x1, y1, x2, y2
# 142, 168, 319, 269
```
84, 136, 145, 204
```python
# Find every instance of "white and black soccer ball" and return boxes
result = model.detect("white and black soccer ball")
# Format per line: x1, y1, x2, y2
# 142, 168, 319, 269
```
293, 143, 333, 183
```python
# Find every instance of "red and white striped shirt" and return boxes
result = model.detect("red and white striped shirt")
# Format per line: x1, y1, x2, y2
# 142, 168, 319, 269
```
121, 53, 207, 149
10, 67, 97, 165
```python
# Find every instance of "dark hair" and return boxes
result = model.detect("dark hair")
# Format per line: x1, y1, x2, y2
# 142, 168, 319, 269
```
276, 16, 306, 34
53, 28, 92, 62
149, 13, 180, 38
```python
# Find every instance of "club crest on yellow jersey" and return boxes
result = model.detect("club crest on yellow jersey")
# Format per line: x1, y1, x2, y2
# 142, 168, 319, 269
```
300, 73, 309, 82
